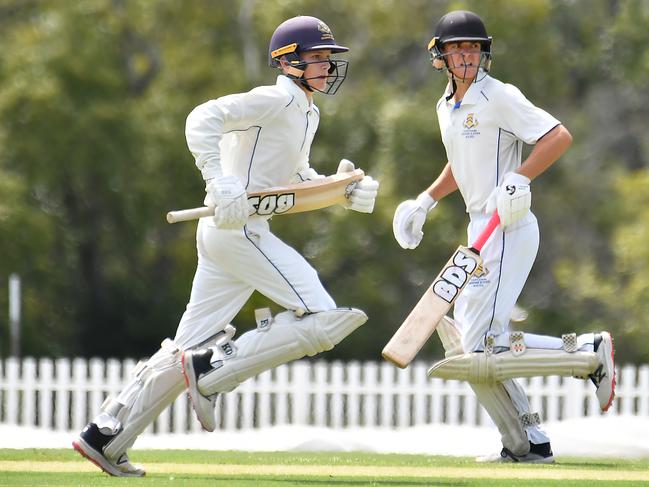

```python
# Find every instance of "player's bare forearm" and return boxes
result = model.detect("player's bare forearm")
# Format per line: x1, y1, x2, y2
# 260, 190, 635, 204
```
518, 124, 573, 181
425, 162, 458, 201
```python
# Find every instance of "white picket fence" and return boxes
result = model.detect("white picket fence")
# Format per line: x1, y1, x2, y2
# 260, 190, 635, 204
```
0, 357, 647, 434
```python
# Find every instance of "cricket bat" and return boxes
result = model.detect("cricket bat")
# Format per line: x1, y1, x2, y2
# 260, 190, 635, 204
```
166, 169, 364, 223
382, 211, 501, 368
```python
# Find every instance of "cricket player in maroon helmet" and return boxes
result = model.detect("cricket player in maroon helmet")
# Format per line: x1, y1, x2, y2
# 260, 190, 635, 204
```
72, 15, 378, 476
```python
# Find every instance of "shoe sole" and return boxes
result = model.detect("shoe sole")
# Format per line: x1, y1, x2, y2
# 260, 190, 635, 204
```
476, 454, 555, 464
181, 351, 216, 432
599, 332, 616, 412
72, 438, 144, 477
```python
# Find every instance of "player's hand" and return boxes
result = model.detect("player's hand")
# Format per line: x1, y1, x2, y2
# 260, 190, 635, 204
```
392, 192, 437, 249
338, 159, 379, 213
485, 172, 531, 228
292, 167, 325, 183
205, 175, 248, 229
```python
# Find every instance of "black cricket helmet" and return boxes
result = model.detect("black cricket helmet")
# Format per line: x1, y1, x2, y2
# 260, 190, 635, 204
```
269, 16, 349, 95
428, 10, 492, 74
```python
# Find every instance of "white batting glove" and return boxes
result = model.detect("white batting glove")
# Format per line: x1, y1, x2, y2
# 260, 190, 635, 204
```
292, 166, 325, 183
392, 192, 437, 249
205, 175, 248, 229
337, 158, 355, 173
347, 176, 379, 213
485, 172, 531, 228
337, 159, 379, 213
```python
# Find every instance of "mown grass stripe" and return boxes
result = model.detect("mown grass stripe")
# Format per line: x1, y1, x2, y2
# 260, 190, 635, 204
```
1, 461, 648, 481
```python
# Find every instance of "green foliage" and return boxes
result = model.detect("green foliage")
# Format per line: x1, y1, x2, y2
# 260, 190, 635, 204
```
0, 0, 647, 362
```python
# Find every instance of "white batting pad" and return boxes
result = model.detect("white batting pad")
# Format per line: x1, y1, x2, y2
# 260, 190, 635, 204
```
471, 383, 530, 456
104, 339, 185, 459
198, 308, 367, 396
427, 349, 599, 384
436, 316, 464, 358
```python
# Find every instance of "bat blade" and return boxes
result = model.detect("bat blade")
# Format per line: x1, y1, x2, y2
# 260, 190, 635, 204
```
382, 246, 483, 368
166, 169, 364, 223
382, 211, 500, 368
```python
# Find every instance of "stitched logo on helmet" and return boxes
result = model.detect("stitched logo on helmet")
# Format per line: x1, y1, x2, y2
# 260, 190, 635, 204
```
317, 21, 334, 40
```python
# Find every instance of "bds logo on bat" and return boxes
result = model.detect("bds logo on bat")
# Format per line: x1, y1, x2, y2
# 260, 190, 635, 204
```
432, 248, 480, 304
249, 193, 296, 215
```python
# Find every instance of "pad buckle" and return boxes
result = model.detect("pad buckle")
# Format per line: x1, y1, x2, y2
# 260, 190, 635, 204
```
562, 333, 578, 353
255, 308, 273, 332
509, 331, 526, 356
520, 412, 541, 428
484, 334, 495, 355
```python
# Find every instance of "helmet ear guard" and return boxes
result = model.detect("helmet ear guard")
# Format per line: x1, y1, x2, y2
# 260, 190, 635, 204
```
428, 37, 447, 71
427, 11, 493, 76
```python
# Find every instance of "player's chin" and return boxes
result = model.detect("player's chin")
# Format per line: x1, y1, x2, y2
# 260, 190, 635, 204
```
308, 77, 328, 91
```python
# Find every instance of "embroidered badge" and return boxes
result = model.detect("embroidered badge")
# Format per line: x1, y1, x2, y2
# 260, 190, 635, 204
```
462, 113, 480, 138
463, 113, 478, 129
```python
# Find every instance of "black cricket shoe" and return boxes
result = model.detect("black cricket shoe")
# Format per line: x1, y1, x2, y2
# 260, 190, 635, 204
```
72, 422, 145, 477
477, 441, 555, 463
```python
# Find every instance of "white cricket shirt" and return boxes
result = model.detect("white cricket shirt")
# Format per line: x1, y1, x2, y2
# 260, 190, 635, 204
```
436, 74, 560, 214
185, 75, 319, 192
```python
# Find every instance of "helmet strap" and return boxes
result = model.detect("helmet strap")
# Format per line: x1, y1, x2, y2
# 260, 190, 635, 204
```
278, 54, 314, 92
446, 79, 457, 101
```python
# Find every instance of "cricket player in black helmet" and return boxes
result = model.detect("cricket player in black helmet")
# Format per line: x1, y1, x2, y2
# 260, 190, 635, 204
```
393, 10, 614, 464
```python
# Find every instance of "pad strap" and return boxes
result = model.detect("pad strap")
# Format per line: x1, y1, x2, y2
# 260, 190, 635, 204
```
562, 333, 578, 352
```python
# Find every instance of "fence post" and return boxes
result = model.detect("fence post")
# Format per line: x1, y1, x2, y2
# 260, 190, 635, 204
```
6, 357, 20, 425
8, 274, 21, 358
291, 361, 310, 427
23, 358, 37, 428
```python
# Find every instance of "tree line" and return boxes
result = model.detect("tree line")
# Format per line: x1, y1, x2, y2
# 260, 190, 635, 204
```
1, 0, 648, 363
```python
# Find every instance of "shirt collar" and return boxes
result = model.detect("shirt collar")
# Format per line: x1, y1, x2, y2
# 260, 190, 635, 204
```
276, 75, 312, 112
444, 72, 490, 108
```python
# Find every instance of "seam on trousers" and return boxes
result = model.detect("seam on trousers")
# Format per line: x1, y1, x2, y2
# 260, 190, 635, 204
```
243, 225, 311, 313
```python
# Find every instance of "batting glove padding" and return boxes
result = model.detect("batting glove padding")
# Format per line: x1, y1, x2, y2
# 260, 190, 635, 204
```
392, 192, 437, 249
485, 172, 531, 228
347, 176, 379, 213
205, 175, 249, 229
337, 159, 379, 213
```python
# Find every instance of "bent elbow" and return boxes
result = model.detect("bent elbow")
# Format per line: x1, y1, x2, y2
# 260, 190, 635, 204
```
561, 125, 573, 148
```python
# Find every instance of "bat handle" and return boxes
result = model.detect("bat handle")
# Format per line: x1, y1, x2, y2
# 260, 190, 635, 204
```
471, 211, 500, 252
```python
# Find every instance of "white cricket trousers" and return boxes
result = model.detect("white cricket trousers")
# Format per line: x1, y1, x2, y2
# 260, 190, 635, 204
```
173, 217, 336, 348
454, 211, 551, 446
454, 211, 539, 353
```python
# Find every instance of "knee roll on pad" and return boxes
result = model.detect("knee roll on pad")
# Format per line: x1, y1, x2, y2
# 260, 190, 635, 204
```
198, 308, 367, 396
436, 316, 463, 358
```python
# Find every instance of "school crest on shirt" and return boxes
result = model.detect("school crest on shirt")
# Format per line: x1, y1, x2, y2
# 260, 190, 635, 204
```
463, 113, 479, 129
462, 113, 480, 138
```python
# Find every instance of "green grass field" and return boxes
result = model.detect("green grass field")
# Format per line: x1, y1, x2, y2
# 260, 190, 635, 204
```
1, 449, 648, 486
